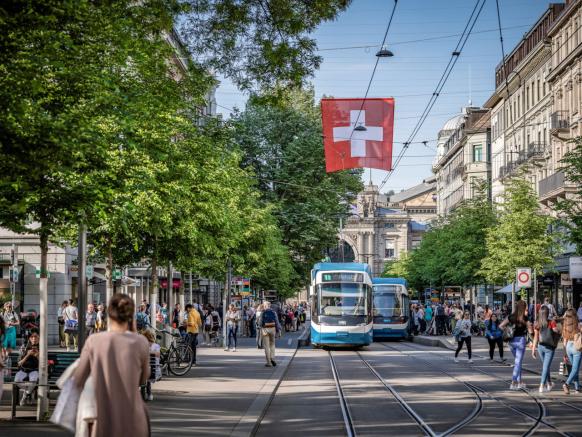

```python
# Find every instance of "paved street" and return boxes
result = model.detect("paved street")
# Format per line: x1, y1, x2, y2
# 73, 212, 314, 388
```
3, 331, 582, 437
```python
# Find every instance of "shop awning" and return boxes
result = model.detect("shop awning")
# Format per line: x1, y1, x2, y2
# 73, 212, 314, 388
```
495, 283, 514, 294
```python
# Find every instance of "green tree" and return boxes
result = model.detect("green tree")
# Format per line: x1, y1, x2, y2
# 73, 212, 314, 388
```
179, 0, 351, 90
231, 88, 362, 290
555, 138, 582, 254
481, 177, 557, 284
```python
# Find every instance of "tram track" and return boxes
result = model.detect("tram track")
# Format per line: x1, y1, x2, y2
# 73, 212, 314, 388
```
385, 341, 576, 437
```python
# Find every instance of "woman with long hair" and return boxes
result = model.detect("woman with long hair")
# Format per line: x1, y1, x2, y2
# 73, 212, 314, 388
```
74, 294, 150, 436
561, 309, 582, 394
531, 305, 560, 393
500, 300, 532, 390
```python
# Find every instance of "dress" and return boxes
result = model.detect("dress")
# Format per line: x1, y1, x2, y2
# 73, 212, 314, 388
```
74, 331, 151, 437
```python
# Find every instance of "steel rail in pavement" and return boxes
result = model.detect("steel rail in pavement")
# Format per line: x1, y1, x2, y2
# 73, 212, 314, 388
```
386, 341, 575, 437
328, 351, 357, 437
366, 343, 483, 437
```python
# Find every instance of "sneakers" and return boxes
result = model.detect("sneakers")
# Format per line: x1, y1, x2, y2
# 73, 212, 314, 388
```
468, 359, 473, 364
546, 382, 554, 392
265, 363, 273, 367
19, 392, 28, 407
232, 348, 237, 352
509, 382, 518, 391
271, 360, 277, 367
518, 382, 527, 390
147, 394, 154, 401
454, 357, 459, 363
224, 347, 229, 351
539, 384, 546, 393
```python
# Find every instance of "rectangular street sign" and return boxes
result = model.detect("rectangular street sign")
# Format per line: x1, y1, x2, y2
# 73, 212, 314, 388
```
86, 265, 94, 280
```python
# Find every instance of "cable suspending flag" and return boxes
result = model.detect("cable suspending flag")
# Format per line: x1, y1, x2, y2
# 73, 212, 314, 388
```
321, 98, 395, 173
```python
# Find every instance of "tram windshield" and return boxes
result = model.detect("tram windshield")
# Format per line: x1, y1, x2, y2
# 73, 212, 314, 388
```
373, 285, 405, 318
317, 283, 368, 317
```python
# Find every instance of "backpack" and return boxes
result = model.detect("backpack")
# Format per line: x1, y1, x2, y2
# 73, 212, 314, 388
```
136, 312, 147, 331
211, 313, 220, 331
436, 305, 445, 316
262, 309, 277, 328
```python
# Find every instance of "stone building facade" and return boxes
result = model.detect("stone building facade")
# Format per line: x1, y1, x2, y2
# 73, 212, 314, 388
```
338, 181, 437, 277
432, 107, 491, 215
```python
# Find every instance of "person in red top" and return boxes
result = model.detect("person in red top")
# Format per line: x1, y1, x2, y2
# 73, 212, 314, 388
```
531, 305, 560, 393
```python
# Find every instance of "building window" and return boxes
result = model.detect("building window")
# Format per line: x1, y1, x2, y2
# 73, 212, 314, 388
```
384, 222, 395, 229
385, 240, 395, 259
411, 239, 421, 249
473, 144, 483, 162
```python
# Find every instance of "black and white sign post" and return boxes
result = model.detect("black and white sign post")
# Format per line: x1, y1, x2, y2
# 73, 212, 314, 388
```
10, 244, 18, 307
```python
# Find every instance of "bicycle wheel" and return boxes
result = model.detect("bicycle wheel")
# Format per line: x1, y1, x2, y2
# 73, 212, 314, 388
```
168, 344, 193, 376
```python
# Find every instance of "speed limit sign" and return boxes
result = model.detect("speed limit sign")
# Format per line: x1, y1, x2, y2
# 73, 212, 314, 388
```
516, 268, 532, 288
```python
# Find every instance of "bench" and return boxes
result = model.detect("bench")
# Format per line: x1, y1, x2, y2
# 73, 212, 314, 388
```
4, 351, 80, 419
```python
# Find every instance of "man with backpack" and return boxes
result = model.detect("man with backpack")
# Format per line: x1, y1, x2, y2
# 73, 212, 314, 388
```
436, 303, 446, 336
259, 301, 281, 367
136, 303, 150, 332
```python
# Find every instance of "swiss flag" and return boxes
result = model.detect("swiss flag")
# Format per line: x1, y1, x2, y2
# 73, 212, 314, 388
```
321, 98, 394, 173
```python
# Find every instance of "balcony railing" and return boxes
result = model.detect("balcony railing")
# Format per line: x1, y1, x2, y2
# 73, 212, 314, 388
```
551, 110, 570, 130
527, 142, 547, 159
538, 171, 575, 198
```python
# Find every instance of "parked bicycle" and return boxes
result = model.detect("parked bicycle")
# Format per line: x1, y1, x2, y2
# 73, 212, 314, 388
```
148, 326, 194, 376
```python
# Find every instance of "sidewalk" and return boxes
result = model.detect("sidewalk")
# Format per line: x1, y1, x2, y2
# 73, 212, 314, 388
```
413, 334, 569, 382
0, 326, 307, 437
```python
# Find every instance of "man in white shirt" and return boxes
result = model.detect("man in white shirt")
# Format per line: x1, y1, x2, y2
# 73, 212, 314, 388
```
63, 299, 79, 351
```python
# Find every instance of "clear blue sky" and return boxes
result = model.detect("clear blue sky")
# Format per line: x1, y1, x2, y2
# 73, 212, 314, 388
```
215, 0, 557, 193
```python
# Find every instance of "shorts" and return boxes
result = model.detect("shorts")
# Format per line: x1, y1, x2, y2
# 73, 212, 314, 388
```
2, 326, 17, 349
15, 370, 39, 383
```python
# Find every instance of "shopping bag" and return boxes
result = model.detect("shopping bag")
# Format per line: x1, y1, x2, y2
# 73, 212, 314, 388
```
50, 377, 81, 433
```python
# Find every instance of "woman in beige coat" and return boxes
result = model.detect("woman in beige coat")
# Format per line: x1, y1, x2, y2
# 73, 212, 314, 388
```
74, 294, 150, 437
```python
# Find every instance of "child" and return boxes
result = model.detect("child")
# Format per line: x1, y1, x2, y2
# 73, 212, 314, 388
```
142, 329, 160, 401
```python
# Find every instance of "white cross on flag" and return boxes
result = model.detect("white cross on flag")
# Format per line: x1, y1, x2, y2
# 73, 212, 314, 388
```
321, 98, 394, 173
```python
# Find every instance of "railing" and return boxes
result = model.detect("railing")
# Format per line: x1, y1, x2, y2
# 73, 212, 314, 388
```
539, 171, 565, 198
551, 110, 569, 130
527, 142, 547, 159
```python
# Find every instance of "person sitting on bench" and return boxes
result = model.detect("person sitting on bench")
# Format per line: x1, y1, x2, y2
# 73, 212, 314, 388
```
14, 331, 39, 406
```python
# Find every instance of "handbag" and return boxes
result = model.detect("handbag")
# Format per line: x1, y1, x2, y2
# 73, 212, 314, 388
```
50, 377, 81, 433
539, 326, 561, 349
502, 323, 515, 342
64, 319, 78, 333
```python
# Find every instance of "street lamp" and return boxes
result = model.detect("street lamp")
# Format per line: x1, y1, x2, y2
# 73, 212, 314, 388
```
376, 46, 394, 57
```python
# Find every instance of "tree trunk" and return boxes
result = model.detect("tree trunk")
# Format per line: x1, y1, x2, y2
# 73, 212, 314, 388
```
150, 255, 158, 327
105, 242, 113, 305
179, 270, 186, 323
36, 231, 49, 420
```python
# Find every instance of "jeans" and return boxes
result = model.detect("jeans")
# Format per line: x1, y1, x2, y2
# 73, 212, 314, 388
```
487, 336, 504, 359
537, 344, 555, 385
455, 336, 472, 359
509, 336, 526, 382
186, 333, 198, 364
566, 340, 581, 389
228, 325, 238, 349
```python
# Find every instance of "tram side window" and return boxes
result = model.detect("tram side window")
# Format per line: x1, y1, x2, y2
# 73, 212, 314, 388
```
373, 293, 401, 317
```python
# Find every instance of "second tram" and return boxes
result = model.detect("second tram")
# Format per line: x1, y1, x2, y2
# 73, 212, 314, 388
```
372, 277, 410, 340
310, 262, 373, 347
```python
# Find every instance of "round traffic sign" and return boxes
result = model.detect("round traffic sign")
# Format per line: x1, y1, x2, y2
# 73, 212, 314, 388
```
518, 271, 530, 284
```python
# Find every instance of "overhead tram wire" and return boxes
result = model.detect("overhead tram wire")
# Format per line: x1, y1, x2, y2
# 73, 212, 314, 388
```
347, 0, 399, 138
379, 0, 487, 191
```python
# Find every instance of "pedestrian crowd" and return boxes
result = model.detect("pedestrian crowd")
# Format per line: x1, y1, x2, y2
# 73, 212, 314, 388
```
447, 298, 582, 394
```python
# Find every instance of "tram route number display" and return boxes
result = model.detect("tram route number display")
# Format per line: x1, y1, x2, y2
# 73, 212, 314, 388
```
322, 273, 364, 283
516, 268, 532, 288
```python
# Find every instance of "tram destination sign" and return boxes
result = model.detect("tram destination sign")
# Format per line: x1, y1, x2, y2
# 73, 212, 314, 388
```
322, 272, 363, 282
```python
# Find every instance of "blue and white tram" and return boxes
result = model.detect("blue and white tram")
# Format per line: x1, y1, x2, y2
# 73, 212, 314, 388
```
310, 263, 373, 347
372, 278, 410, 340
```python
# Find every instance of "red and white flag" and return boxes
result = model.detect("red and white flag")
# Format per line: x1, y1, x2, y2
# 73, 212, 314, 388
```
321, 98, 395, 173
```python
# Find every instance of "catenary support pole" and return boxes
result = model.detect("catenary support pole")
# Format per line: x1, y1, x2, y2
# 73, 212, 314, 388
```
78, 223, 87, 350
511, 281, 516, 313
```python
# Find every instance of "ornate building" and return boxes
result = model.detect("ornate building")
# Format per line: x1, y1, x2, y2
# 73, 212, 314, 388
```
336, 181, 437, 277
